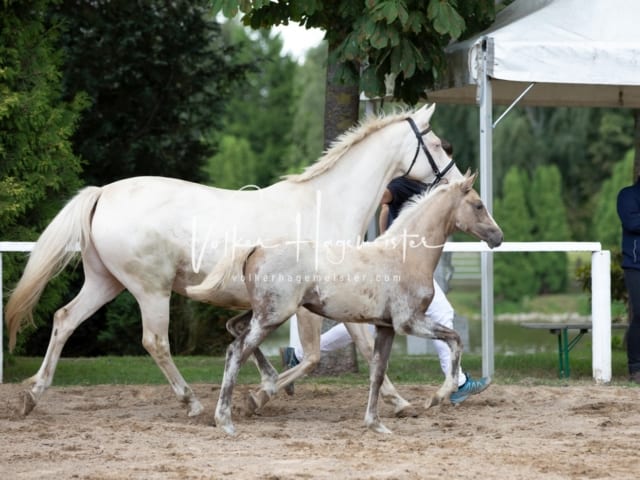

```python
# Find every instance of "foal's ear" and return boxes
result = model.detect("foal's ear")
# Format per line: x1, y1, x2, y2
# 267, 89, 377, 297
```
462, 171, 478, 193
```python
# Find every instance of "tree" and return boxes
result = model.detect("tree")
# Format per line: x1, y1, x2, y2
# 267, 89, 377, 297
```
494, 167, 538, 302
0, 0, 88, 352
592, 150, 634, 249
283, 42, 327, 174
214, 0, 496, 147
529, 164, 570, 293
54, 0, 247, 186
430, 104, 478, 174
18, 1, 252, 356
203, 22, 299, 187
203, 134, 260, 189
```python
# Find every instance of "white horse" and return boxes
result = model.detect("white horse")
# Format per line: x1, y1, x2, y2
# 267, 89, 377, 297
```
188, 173, 503, 434
5, 104, 461, 418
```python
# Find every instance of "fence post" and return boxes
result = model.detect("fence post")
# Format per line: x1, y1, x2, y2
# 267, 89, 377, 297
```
591, 250, 612, 383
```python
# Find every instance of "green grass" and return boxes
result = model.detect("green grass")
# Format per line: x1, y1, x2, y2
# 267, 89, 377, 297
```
3, 350, 633, 387
447, 290, 593, 318
447, 284, 628, 323
4, 290, 631, 388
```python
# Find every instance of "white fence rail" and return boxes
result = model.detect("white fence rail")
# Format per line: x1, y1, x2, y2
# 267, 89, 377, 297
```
1, 241, 611, 384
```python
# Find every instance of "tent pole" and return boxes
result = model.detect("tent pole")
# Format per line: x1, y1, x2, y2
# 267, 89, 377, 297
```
493, 83, 535, 128
478, 38, 495, 378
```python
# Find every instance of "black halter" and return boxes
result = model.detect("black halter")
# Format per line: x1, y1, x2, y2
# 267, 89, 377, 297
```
404, 117, 455, 187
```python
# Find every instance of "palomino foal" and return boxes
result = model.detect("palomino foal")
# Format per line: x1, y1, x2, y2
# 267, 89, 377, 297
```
188, 172, 503, 435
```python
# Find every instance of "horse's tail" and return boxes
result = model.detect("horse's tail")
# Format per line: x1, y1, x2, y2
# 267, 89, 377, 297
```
5, 186, 103, 352
187, 247, 257, 302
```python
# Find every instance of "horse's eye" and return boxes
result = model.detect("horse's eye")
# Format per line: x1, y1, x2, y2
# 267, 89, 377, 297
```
475, 202, 484, 210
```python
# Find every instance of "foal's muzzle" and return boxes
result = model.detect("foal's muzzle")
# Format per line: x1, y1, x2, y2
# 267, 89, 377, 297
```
485, 230, 504, 249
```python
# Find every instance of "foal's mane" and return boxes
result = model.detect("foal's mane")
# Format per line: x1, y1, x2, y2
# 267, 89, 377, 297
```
283, 109, 413, 183
377, 177, 467, 240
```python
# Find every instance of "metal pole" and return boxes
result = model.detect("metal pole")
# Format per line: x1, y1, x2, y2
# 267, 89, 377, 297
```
478, 38, 495, 378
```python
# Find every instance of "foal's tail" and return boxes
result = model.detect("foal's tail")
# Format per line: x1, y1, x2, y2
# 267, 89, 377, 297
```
186, 247, 257, 302
5, 186, 103, 352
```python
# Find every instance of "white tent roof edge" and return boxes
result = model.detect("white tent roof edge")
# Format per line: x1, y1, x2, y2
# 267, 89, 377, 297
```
428, 0, 640, 107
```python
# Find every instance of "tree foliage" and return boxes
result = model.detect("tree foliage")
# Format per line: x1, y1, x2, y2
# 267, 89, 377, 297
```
494, 167, 538, 301
592, 150, 634, 249
7, 1, 254, 356
529, 164, 570, 293
1, 0, 88, 352
54, 0, 247, 186
492, 164, 572, 299
284, 42, 327, 173
203, 22, 299, 187
214, 0, 495, 104
0, 0, 86, 236
433, 104, 634, 242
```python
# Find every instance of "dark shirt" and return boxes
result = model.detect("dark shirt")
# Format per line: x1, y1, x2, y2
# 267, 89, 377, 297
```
617, 180, 640, 270
386, 177, 429, 228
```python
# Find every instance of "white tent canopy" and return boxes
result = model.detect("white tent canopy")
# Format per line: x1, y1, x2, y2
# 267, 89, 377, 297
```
429, 0, 640, 107
426, 0, 637, 378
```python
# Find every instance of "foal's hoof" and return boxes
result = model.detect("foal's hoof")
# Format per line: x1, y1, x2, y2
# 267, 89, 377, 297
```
187, 399, 204, 417
394, 404, 419, 418
246, 389, 271, 415
283, 382, 295, 396
20, 391, 37, 416
245, 391, 261, 416
425, 395, 444, 409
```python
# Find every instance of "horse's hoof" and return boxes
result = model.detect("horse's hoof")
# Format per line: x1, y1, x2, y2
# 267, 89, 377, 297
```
187, 400, 204, 417
20, 391, 37, 416
394, 404, 419, 418
223, 424, 237, 436
214, 412, 237, 435
369, 422, 393, 434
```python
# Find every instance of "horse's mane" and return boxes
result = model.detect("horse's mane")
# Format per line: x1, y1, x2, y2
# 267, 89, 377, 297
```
377, 177, 465, 240
283, 109, 413, 183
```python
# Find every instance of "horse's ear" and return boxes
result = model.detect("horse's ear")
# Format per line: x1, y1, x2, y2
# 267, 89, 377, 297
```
413, 103, 436, 128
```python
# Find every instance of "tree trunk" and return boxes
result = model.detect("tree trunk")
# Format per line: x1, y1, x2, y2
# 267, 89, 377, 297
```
323, 54, 360, 150
314, 44, 361, 375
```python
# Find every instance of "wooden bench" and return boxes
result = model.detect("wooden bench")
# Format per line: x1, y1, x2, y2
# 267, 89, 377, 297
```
522, 322, 628, 379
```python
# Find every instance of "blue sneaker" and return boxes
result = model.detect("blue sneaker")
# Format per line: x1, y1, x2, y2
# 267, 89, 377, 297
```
450, 373, 491, 405
280, 347, 299, 396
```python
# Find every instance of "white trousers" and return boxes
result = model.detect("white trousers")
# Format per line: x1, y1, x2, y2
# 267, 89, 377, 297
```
291, 281, 466, 386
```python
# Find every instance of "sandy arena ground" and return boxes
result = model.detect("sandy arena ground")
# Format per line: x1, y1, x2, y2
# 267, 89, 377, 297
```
1, 381, 639, 479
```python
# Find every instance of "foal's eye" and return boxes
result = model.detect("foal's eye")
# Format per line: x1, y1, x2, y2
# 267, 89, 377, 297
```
475, 202, 484, 210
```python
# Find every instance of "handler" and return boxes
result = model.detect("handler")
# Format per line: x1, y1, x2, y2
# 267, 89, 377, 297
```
617, 176, 640, 383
